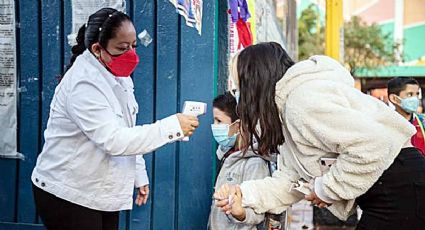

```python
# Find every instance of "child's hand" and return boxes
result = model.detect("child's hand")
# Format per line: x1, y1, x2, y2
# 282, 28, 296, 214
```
230, 185, 246, 221
214, 184, 246, 221
214, 184, 237, 214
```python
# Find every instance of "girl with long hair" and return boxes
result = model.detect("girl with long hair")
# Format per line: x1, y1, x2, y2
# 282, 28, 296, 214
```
215, 42, 425, 230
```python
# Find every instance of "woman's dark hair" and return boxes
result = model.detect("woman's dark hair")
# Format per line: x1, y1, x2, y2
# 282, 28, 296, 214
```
213, 92, 239, 122
65, 8, 132, 73
237, 42, 295, 156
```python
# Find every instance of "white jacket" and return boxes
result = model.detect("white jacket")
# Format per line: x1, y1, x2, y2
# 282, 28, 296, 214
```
240, 56, 416, 220
31, 50, 183, 211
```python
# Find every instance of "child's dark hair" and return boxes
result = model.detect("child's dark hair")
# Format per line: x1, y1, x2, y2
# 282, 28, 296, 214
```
65, 8, 132, 73
213, 92, 239, 122
387, 77, 420, 96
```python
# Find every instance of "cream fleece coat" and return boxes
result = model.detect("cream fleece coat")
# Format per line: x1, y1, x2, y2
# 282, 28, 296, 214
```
240, 55, 416, 220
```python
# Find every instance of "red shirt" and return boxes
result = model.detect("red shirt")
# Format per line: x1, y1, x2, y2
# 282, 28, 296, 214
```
410, 115, 425, 156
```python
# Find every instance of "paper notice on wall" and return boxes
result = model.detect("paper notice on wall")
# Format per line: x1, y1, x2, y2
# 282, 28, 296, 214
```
169, 0, 203, 35
68, 0, 126, 46
0, 0, 23, 159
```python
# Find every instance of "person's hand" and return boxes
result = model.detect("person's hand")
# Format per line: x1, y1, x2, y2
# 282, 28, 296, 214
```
213, 184, 244, 218
135, 185, 149, 206
305, 191, 330, 208
176, 113, 199, 137
229, 185, 246, 221
213, 183, 233, 214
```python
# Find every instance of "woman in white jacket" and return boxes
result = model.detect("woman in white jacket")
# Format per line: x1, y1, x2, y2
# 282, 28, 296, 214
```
215, 42, 425, 230
31, 8, 199, 230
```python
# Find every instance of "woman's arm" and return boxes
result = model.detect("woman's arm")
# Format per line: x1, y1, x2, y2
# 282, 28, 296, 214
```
239, 165, 304, 214
67, 80, 198, 156
215, 160, 304, 215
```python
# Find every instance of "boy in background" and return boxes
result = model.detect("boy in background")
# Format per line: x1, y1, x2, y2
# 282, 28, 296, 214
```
388, 77, 425, 155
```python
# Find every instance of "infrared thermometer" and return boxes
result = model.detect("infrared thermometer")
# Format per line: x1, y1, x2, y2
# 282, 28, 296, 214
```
182, 101, 207, 141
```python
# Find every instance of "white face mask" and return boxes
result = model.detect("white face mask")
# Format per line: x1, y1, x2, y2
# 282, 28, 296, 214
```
229, 77, 238, 91
228, 78, 240, 104
233, 91, 240, 104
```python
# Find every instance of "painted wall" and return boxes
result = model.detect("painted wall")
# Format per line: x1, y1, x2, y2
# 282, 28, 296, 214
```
344, 0, 425, 62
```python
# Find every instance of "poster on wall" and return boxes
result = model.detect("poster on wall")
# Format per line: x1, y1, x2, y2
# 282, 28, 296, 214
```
0, 0, 23, 159
67, 0, 126, 46
169, 0, 203, 35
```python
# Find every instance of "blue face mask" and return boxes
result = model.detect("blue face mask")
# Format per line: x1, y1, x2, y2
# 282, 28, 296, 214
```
211, 123, 238, 148
397, 96, 420, 114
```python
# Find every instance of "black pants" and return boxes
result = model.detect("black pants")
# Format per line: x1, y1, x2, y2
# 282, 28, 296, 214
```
355, 147, 425, 230
33, 184, 119, 230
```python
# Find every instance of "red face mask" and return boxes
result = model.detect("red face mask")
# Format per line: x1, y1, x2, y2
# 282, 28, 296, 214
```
100, 47, 140, 77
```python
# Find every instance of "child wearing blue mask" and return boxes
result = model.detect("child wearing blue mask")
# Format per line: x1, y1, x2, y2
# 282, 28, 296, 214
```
208, 92, 270, 230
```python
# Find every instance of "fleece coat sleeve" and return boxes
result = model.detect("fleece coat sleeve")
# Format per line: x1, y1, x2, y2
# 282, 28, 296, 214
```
240, 156, 304, 214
